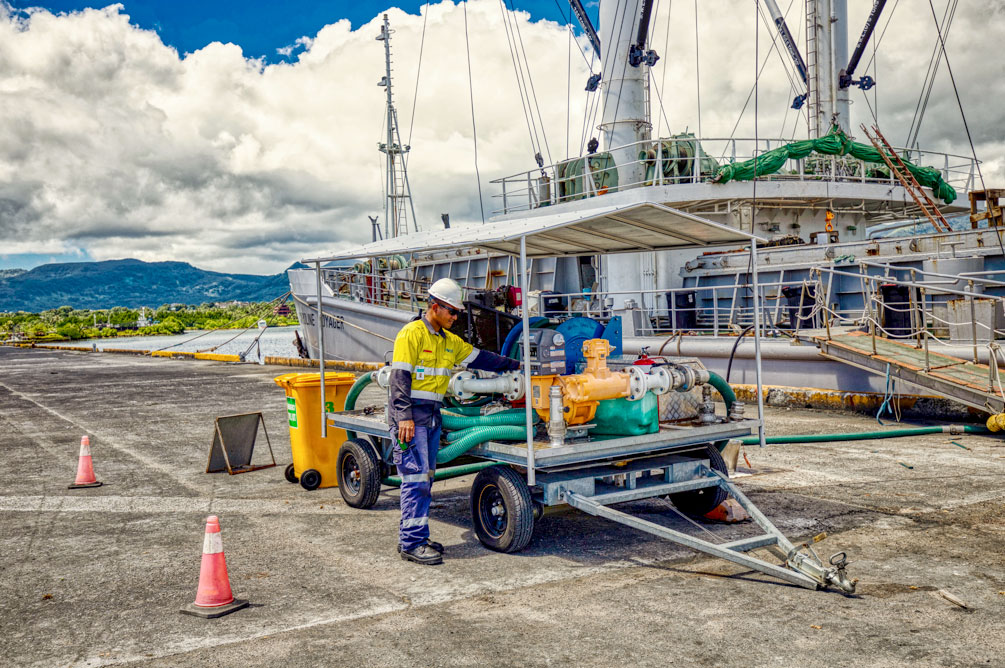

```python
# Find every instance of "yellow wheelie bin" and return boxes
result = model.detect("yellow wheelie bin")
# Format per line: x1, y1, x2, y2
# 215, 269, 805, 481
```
274, 371, 357, 490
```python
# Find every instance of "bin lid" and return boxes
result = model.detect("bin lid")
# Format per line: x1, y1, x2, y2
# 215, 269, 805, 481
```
273, 371, 357, 389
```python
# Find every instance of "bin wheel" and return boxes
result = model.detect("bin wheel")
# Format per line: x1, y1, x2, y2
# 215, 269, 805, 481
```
284, 464, 298, 484
667, 444, 729, 516
337, 438, 381, 509
300, 468, 322, 491
470, 466, 534, 553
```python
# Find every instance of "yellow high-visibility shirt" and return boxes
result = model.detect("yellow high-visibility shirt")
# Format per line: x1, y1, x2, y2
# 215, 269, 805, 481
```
391, 317, 479, 404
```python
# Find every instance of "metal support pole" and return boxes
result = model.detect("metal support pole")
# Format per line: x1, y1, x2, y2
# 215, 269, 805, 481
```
519, 237, 536, 486
750, 243, 767, 449
315, 261, 327, 438
970, 280, 978, 364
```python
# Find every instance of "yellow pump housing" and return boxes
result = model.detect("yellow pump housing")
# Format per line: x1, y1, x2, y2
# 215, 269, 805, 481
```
530, 339, 633, 425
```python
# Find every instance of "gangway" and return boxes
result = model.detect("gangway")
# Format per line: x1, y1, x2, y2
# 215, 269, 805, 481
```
814, 330, 1004, 414
806, 262, 1005, 415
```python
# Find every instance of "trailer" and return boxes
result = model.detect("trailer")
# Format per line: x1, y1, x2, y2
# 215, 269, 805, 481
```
301, 199, 857, 592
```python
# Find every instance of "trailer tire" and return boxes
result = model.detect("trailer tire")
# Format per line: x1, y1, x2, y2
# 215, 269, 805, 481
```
284, 464, 298, 484
337, 439, 381, 509
470, 466, 534, 553
668, 444, 729, 516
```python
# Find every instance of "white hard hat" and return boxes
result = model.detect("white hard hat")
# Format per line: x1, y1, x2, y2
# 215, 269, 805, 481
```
428, 278, 464, 310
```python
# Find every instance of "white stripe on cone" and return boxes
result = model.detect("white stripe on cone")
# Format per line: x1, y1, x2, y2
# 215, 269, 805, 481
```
203, 532, 224, 554
79, 442, 91, 457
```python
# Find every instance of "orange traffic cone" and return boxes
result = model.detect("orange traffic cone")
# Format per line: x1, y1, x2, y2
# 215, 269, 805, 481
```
180, 516, 249, 618
704, 498, 750, 523
68, 436, 102, 489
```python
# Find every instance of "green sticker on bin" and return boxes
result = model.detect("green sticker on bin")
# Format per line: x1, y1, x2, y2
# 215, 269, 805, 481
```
287, 397, 297, 428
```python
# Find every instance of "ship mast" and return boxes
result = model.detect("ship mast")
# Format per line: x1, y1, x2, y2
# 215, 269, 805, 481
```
598, 0, 651, 187
377, 14, 418, 238
805, 0, 851, 136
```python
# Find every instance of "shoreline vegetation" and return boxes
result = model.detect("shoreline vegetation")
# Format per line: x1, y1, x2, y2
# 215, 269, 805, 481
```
0, 302, 298, 343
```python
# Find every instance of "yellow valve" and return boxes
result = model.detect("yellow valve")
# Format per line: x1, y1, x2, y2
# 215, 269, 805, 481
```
530, 338, 633, 425
987, 413, 1005, 432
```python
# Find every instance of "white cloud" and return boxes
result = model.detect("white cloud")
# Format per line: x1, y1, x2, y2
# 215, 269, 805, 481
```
0, 1, 1001, 274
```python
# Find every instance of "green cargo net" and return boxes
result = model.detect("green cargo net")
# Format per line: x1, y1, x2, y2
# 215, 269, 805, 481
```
710, 126, 957, 204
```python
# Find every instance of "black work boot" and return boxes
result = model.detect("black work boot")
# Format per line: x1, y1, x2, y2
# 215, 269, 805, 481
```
400, 544, 443, 565
398, 539, 444, 554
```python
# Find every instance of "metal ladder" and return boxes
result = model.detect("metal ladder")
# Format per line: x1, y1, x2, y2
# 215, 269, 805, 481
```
860, 124, 952, 233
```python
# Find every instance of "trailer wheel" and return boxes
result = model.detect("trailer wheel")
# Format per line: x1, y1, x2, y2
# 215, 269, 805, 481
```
338, 439, 381, 509
284, 464, 298, 484
470, 466, 535, 553
300, 468, 321, 491
668, 444, 729, 516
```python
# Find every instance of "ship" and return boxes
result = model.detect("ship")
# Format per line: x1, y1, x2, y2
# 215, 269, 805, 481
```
289, 1, 1003, 410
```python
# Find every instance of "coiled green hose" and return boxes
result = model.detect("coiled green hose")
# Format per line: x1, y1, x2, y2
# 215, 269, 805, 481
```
437, 425, 529, 464
440, 408, 531, 430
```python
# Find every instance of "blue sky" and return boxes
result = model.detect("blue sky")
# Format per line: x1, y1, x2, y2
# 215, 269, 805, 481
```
8, 1, 588, 62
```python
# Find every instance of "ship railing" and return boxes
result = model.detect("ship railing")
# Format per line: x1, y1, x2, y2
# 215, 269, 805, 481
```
490, 136, 978, 215
812, 264, 1005, 376
322, 267, 430, 314
525, 280, 852, 339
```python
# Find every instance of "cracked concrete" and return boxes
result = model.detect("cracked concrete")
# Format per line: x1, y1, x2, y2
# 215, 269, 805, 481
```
1, 347, 1003, 667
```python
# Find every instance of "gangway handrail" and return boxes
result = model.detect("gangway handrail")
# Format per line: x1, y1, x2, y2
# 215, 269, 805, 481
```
855, 259, 1005, 290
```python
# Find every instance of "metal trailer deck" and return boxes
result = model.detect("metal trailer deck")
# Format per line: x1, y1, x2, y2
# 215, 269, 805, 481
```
326, 409, 855, 592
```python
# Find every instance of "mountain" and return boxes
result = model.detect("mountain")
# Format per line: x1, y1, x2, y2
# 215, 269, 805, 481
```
0, 259, 301, 311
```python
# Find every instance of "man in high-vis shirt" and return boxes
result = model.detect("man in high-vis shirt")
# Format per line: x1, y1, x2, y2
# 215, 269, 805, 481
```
389, 278, 520, 565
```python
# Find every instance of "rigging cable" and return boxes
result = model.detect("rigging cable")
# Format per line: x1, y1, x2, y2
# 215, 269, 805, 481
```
599, 0, 628, 141
578, 47, 599, 155
404, 1, 430, 165
551, 0, 595, 68
462, 1, 486, 223
925, 0, 985, 192
507, 0, 553, 165
721, 0, 801, 159
657, 0, 673, 137
693, 0, 701, 143
906, 0, 957, 150
925, 0, 1001, 257
499, 0, 542, 162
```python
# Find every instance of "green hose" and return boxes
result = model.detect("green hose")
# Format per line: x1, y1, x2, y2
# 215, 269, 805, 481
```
383, 461, 498, 486
437, 425, 529, 464
706, 371, 736, 412
445, 395, 493, 409
441, 408, 532, 430
443, 404, 487, 416
737, 425, 990, 445
343, 371, 374, 441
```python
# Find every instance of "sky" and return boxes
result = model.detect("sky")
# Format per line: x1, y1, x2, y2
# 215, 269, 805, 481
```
0, 0, 1002, 274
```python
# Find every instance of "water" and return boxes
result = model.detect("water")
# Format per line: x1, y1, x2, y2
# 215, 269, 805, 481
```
47, 325, 304, 359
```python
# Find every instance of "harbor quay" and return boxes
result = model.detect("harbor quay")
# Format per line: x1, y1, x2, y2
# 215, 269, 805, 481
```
1, 346, 1003, 667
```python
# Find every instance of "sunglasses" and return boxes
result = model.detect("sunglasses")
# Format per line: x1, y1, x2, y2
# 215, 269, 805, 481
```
434, 300, 461, 316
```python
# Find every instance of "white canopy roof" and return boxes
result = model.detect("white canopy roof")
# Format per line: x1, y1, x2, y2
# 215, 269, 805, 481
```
301, 201, 766, 263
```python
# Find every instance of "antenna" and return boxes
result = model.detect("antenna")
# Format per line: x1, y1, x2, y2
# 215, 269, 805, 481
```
376, 14, 419, 237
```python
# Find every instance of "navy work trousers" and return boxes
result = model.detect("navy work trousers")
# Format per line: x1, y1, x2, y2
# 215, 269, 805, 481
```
394, 422, 442, 550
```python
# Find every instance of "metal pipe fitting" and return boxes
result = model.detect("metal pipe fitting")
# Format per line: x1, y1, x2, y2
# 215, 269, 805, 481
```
448, 370, 525, 401
547, 385, 566, 446
374, 364, 394, 389
626, 364, 710, 401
